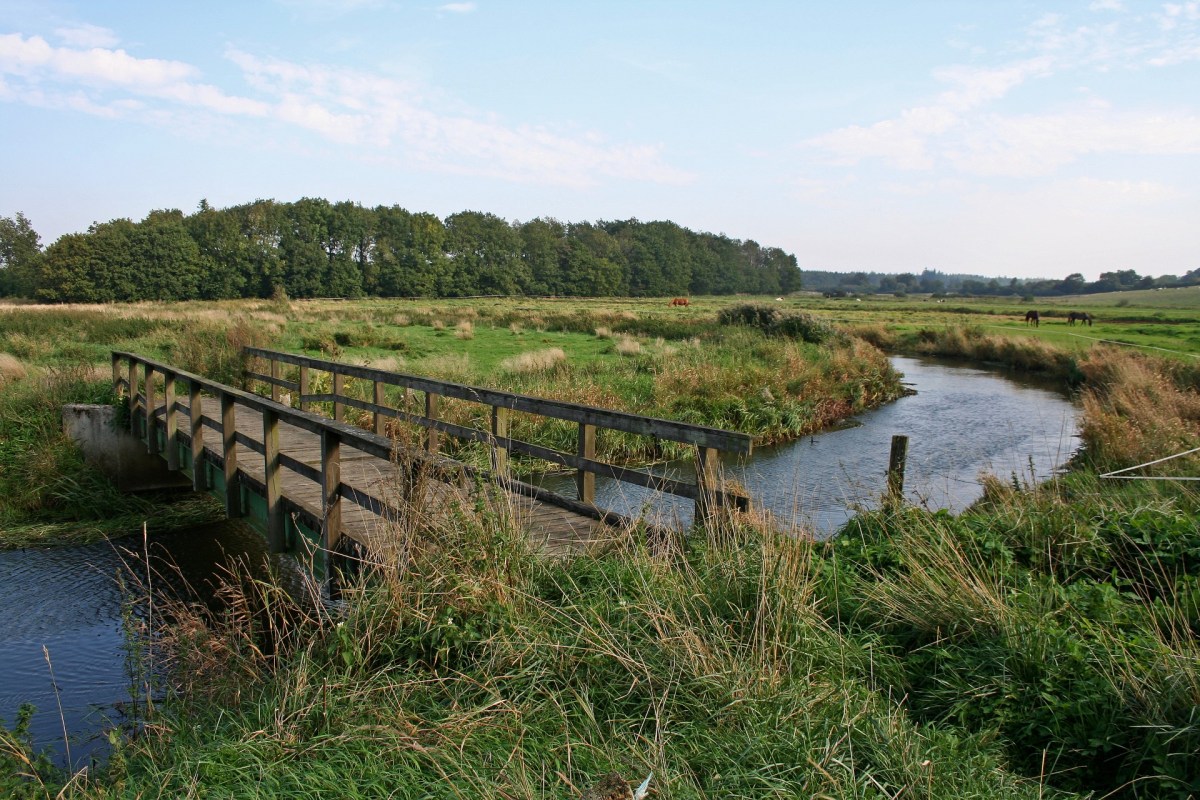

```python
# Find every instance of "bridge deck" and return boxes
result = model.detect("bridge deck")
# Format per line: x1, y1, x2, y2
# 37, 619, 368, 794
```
181, 396, 624, 559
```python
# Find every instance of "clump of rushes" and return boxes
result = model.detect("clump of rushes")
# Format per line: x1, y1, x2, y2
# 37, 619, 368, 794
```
614, 335, 641, 356
499, 347, 566, 374
455, 320, 474, 340
0, 352, 27, 386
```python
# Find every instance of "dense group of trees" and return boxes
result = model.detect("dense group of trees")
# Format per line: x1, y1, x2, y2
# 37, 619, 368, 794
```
0, 200, 802, 303
805, 267, 1200, 298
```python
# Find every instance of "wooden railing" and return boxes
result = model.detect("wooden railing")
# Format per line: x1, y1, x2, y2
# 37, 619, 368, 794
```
110, 350, 468, 572
242, 347, 753, 522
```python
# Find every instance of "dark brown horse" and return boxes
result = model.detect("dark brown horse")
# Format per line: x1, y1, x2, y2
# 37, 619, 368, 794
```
1067, 311, 1092, 327
1024, 310, 1039, 327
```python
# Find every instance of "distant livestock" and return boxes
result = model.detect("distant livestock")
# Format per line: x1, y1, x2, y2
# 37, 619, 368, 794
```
1067, 311, 1093, 327
1024, 310, 1039, 327
669, 297, 690, 307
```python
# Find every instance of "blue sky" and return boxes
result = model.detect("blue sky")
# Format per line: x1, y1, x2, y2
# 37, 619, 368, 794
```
1, 1, 1198, 280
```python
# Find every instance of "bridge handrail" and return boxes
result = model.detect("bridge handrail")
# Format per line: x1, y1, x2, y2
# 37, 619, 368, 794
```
243, 346, 753, 453
242, 346, 751, 516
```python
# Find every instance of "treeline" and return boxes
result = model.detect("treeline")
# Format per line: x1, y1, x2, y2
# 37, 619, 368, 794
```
0, 200, 802, 302
805, 267, 1200, 297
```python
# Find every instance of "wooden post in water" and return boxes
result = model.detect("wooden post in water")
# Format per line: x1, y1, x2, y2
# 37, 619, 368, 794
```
263, 408, 285, 552
163, 371, 179, 471
886, 434, 909, 508
695, 445, 719, 528
577, 422, 596, 504
189, 379, 207, 491
221, 392, 243, 518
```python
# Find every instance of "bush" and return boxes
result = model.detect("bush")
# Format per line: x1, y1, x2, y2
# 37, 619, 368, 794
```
717, 303, 838, 344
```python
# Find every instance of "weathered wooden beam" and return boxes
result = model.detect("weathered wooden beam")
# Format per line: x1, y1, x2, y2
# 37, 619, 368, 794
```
189, 380, 207, 490
263, 408, 285, 552
577, 422, 596, 504
425, 391, 440, 454
373, 380, 386, 436
164, 370, 179, 471
144, 364, 156, 453
694, 445, 719, 528
270, 358, 281, 403
221, 392, 243, 518
299, 365, 310, 412
321, 428, 342, 559
126, 358, 137, 432
491, 405, 509, 478
333, 373, 345, 422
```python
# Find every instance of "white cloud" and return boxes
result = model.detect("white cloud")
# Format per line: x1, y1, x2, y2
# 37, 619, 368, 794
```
1088, 0, 1124, 12
53, 24, 119, 49
0, 32, 687, 188
439, 3, 477, 13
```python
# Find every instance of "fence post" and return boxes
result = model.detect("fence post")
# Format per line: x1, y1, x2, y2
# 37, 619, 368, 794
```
263, 408, 285, 552
127, 358, 137, 434
164, 371, 179, 470
189, 379, 207, 491
221, 392, 243, 518
333, 372, 346, 422
887, 434, 909, 508
491, 405, 509, 478
111, 353, 121, 397
321, 429, 342, 573
577, 422, 596, 504
144, 365, 156, 453
270, 357, 281, 403
694, 445, 719, 528
424, 391, 440, 454
299, 365, 310, 412
374, 380, 386, 436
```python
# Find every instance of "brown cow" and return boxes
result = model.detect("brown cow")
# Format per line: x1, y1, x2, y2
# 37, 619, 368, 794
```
669, 297, 690, 307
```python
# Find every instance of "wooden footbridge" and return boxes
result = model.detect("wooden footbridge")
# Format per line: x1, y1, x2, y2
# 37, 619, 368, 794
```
110, 348, 752, 582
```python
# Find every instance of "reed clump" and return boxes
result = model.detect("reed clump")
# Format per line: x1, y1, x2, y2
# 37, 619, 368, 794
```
499, 347, 566, 374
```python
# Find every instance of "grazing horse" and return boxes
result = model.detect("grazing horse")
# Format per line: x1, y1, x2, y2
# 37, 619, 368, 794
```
1067, 311, 1093, 327
669, 297, 689, 307
1024, 310, 1039, 327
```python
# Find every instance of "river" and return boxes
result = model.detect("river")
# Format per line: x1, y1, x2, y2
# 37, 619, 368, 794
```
0, 355, 1079, 770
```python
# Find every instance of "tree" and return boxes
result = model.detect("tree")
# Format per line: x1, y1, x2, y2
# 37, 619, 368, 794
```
0, 212, 41, 297
187, 200, 249, 299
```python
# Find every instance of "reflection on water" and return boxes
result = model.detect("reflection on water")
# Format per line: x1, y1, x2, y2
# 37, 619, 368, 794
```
0, 520, 266, 771
537, 356, 1080, 535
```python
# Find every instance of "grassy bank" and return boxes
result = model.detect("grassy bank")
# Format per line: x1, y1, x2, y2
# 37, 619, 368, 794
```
0, 297, 904, 546
3, 324, 1195, 798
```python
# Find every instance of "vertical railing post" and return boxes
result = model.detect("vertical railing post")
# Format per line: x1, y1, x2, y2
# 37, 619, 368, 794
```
144, 364, 156, 453
321, 429, 342, 574
111, 353, 121, 397
263, 408, 285, 552
694, 445, 719, 528
270, 357, 281, 403
373, 380, 386, 436
221, 392, 243, 518
491, 405, 509, 478
189, 379, 207, 491
164, 370, 179, 470
424, 391, 440, 454
299, 365, 310, 412
333, 372, 346, 422
127, 358, 138, 434
577, 422, 596, 504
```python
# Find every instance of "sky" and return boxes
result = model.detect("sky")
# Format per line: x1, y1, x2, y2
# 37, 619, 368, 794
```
1, 1, 1198, 281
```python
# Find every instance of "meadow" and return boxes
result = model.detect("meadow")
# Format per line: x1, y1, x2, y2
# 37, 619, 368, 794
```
1, 291, 1199, 798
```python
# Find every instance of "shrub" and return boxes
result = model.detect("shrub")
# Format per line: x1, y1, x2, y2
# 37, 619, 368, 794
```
717, 303, 838, 344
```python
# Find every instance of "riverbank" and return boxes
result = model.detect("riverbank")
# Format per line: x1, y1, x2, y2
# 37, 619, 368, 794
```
0, 298, 905, 548
4, 331, 1196, 798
